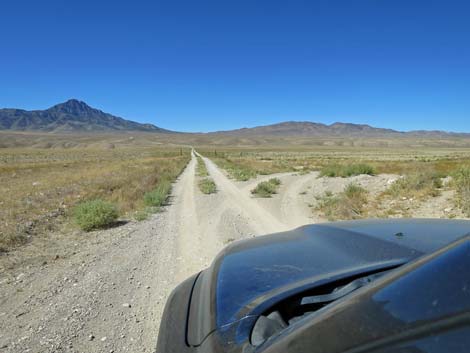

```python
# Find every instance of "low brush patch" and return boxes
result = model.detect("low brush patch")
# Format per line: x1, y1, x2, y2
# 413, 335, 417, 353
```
453, 167, 470, 216
199, 178, 217, 194
319, 163, 375, 178
384, 169, 443, 199
251, 178, 281, 198
196, 156, 209, 177
143, 180, 172, 208
73, 199, 119, 231
0, 146, 190, 251
316, 183, 368, 220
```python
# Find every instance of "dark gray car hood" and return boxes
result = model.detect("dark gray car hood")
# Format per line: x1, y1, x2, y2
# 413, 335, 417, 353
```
188, 219, 470, 346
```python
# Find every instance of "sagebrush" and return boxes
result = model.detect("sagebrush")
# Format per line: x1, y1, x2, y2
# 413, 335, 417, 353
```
385, 169, 443, 199
316, 183, 368, 220
199, 178, 217, 194
453, 167, 470, 216
251, 178, 281, 197
319, 164, 375, 178
74, 199, 119, 231
144, 180, 172, 207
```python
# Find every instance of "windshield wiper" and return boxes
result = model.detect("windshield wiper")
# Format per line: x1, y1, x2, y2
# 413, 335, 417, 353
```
300, 271, 387, 306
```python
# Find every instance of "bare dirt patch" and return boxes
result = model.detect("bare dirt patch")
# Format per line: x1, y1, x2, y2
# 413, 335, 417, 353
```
1, 150, 469, 353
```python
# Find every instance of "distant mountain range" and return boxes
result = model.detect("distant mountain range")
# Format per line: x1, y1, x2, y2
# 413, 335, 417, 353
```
0, 99, 170, 133
212, 121, 470, 138
0, 99, 468, 138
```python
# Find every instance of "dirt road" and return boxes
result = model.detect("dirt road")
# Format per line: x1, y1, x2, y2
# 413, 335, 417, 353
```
0, 151, 299, 353
0, 152, 459, 352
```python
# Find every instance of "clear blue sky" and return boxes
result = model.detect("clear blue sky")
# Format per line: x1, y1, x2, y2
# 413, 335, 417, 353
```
0, 0, 469, 133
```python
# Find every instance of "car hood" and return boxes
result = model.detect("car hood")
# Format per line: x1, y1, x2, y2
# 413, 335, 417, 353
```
187, 219, 470, 347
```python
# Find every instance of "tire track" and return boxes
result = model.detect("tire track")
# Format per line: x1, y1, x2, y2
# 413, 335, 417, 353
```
199, 154, 289, 236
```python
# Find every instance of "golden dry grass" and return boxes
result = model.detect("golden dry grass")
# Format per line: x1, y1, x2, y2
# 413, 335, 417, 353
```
0, 146, 190, 251
316, 184, 369, 221
201, 147, 470, 180
201, 147, 470, 219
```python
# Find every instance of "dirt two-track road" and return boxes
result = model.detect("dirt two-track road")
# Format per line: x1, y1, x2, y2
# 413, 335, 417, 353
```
0, 150, 316, 353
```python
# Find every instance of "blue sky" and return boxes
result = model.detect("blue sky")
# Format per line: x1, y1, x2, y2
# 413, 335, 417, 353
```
0, 0, 469, 133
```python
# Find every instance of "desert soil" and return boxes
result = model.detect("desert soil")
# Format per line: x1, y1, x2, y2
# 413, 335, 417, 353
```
0, 151, 462, 353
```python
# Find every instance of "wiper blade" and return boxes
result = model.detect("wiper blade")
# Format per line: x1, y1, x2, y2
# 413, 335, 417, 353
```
300, 272, 386, 306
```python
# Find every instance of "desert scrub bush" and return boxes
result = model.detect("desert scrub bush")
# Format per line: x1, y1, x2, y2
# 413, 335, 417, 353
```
74, 199, 119, 231
453, 167, 470, 216
316, 183, 368, 220
268, 177, 281, 186
196, 156, 209, 177
385, 170, 443, 199
199, 178, 217, 194
0, 232, 27, 253
143, 180, 172, 207
251, 178, 281, 198
319, 163, 375, 178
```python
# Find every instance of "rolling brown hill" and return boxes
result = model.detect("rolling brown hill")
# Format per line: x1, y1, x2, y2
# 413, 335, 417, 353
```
211, 121, 469, 138
1, 100, 468, 142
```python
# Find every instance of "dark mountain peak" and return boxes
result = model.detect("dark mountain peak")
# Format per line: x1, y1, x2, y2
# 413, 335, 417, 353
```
330, 122, 366, 127
48, 99, 96, 115
330, 122, 374, 130
63, 98, 85, 106
0, 100, 171, 133
274, 121, 326, 127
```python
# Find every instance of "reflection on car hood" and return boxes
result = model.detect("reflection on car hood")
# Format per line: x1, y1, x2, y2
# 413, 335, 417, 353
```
188, 219, 470, 346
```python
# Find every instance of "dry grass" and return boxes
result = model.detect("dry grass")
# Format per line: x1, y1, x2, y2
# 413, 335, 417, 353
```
195, 156, 217, 194
207, 156, 258, 181
201, 147, 470, 180
143, 180, 173, 208
384, 169, 444, 200
202, 151, 295, 181
453, 167, 470, 216
319, 163, 375, 177
316, 184, 369, 220
196, 156, 209, 177
202, 147, 470, 220
0, 146, 190, 251
3, 140, 470, 250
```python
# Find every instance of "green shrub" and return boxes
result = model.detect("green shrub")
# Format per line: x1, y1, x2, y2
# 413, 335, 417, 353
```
319, 164, 375, 178
344, 183, 367, 199
268, 178, 281, 186
343, 164, 376, 177
316, 194, 340, 220
386, 170, 443, 199
453, 167, 470, 216
144, 180, 172, 207
316, 183, 368, 220
319, 164, 341, 177
199, 178, 217, 194
251, 178, 281, 198
74, 199, 119, 231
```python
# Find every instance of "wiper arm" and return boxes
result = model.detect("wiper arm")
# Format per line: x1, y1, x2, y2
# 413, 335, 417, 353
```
300, 272, 386, 306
